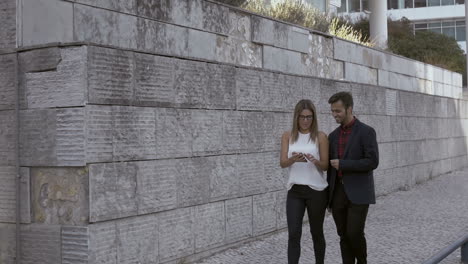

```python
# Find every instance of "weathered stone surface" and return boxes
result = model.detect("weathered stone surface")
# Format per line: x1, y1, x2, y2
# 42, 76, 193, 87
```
0, 54, 17, 110
253, 192, 277, 235
86, 105, 113, 162
177, 158, 211, 207
174, 59, 208, 108
20, 108, 86, 166
453, 72, 463, 88
31, 167, 88, 225
192, 110, 223, 156
134, 53, 175, 107
302, 77, 322, 107
288, 27, 309, 53
201, 0, 230, 34
116, 215, 158, 264
88, 221, 117, 264
155, 108, 192, 158
136, 0, 172, 20
222, 110, 243, 153
237, 153, 265, 196
241, 112, 266, 152
73, 0, 136, 13
263, 112, 291, 152
21, 224, 61, 264
228, 10, 251, 41
263, 45, 303, 75
309, 33, 333, 58
188, 29, 217, 61
194, 202, 225, 252
206, 63, 236, 109
89, 162, 137, 222
276, 190, 287, 229
62, 226, 89, 264
236, 68, 264, 110
0, 110, 16, 166
345, 62, 377, 85
0, 166, 15, 223
74, 4, 137, 49
262, 71, 288, 111
21, 47, 87, 108
87, 46, 134, 105
136, 160, 177, 214
264, 151, 287, 192
333, 38, 384, 69
136, 18, 189, 56
0, 0, 16, 49
225, 196, 252, 242
0, 223, 16, 264
209, 155, 238, 201
158, 207, 195, 261
385, 89, 398, 116
252, 16, 288, 48
21, 0, 73, 46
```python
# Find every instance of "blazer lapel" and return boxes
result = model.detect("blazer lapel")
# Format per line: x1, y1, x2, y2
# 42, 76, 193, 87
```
342, 119, 361, 158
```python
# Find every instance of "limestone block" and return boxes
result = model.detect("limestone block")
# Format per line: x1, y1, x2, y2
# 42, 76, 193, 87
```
302, 77, 322, 107
136, 18, 189, 56
136, 160, 177, 214
309, 33, 333, 58
113, 106, 157, 161
158, 207, 195, 262
433, 82, 444, 97
174, 59, 208, 108
225, 196, 252, 242
89, 162, 138, 222
253, 192, 277, 236
0, 166, 15, 223
209, 155, 239, 202
31, 167, 88, 225
0, 110, 16, 166
188, 29, 217, 61
284, 75, 304, 110
215, 36, 263, 68
72, 0, 137, 13
433, 67, 444, 84
20, 224, 61, 264
62, 226, 89, 264
206, 63, 236, 109
176, 158, 211, 207
116, 215, 158, 264
377, 142, 398, 170
333, 38, 384, 69
236, 68, 264, 110
192, 110, 223, 156
263, 45, 303, 75
201, 0, 230, 34
237, 153, 265, 196
413, 61, 426, 79
385, 89, 398, 116
344, 62, 377, 85
0, 0, 16, 49
374, 167, 409, 195
166, 0, 204, 30
350, 83, 386, 115
136, 0, 172, 21
86, 105, 113, 163
378, 70, 415, 92
252, 16, 289, 48
241, 112, 266, 152
222, 110, 243, 153
262, 71, 287, 111
409, 163, 432, 185
0, 223, 16, 264
155, 108, 192, 158
87, 46, 134, 105
383, 53, 417, 77
443, 69, 452, 85
134, 53, 175, 107
22, 47, 87, 108
396, 140, 424, 167
453, 72, 463, 88
21, 0, 73, 46
74, 4, 137, 49
228, 10, 251, 41
20, 108, 86, 166
194, 202, 225, 252
318, 79, 340, 112
398, 92, 425, 117
288, 26, 309, 53
0, 54, 17, 110
264, 151, 287, 191
264, 112, 291, 152
88, 221, 117, 264
276, 190, 287, 229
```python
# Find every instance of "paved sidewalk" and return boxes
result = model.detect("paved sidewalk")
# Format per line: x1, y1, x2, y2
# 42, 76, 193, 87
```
195, 168, 468, 264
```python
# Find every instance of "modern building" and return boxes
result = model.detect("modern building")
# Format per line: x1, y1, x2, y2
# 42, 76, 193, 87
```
331, 0, 466, 52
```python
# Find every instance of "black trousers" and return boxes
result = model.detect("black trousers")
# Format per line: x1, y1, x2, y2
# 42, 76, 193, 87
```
331, 181, 369, 264
287, 184, 328, 264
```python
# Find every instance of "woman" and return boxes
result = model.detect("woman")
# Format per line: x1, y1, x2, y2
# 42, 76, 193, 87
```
280, 99, 329, 264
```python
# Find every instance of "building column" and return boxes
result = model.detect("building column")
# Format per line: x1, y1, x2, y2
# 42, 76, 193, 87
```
369, 0, 388, 49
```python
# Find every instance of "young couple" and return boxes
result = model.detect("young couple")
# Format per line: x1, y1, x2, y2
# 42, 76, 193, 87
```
280, 92, 379, 264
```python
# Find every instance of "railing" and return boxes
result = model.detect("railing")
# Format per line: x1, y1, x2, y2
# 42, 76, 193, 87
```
422, 233, 468, 264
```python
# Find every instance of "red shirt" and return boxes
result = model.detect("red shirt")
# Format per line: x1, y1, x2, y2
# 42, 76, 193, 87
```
338, 117, 356, 177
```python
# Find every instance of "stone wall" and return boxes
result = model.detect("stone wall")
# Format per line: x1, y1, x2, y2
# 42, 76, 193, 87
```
0, 0, 467, 263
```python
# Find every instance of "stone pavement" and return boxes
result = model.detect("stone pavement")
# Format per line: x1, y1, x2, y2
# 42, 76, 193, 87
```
195, 168, 468, 264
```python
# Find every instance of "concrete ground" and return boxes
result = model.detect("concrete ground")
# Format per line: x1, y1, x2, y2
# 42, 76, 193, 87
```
195, 168, 468, 264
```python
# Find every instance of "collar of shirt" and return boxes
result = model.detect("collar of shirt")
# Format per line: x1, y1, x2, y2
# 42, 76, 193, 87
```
341, 116, 356, 131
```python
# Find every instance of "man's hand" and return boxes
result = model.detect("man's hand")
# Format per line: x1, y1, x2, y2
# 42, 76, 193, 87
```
330, 159, 339, 170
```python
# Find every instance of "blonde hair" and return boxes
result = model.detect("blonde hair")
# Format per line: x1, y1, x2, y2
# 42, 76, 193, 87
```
290, 99, 318, 143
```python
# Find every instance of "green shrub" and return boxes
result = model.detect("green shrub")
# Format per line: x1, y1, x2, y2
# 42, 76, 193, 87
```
329, 17, 373, 46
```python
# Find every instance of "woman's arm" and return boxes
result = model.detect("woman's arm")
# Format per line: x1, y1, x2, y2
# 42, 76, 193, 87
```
280, 131, 302, 168
305, 132, 329, 171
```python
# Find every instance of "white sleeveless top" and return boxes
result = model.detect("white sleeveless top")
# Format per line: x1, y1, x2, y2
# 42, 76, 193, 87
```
287, 132, 328, 191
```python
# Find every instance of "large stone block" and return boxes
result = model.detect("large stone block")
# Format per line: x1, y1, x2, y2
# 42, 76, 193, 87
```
20, 224, 61, 264
263, 45, 303, 75
0, 54, 16, 110
302, 77, 322, 107
378, 70, 415, 92
350, 83, 386, 116
334, 38, 384, 69
136, 18, 189, 56
192, 110, 223, 156
241, 112, 266, 152
176, 157, 211, 207
206, 63, 237, 109
155, 108, 192, 159
222, 110, 243, 153
136, 160, 177, 214
252, 16, 289, 48
261, 71, 286, 111
236, 68, 264, 110
0, 0, 16, 49
72, 0, 137, 13
253, 192, 277, 236
174, 59, 209, 108
209, 155, 239, 202
74, 4, 137, 49
225, 196, 252, 242
0, 223, 16, 264
158, 207, 195, 262
89, 162, 137, 222
309, 34, 333, 59
88, 221, 117, 264
20, 108, 86, 166
237, 153, 265, 196
31, 167, 88, 225
62, 226, 89, 264
385, 89, 398, 116
264, 151, 287, 192
276, 190, 287, 229
21, 47, 87, 108
0, 110, 16, 166
215, 36, 263, 68
85, 105, 114, 163
288, 26, 309, 53
188, 29, 217, 61
116, 215, 158, 264
0, 166, 16, 223
21, 0, 73, 46
194, 202, 225, 252
345, 62, 377, 85
264, 112, 291, 152
228, 10, 251, 41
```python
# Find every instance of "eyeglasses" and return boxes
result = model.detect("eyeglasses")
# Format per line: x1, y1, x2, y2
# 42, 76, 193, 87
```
299, 115, 313, 121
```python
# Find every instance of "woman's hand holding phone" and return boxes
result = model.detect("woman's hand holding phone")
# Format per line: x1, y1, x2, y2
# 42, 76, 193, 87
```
291, 152, 307, 163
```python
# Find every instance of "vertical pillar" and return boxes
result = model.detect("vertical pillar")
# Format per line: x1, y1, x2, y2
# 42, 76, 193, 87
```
369, 0, 388, 49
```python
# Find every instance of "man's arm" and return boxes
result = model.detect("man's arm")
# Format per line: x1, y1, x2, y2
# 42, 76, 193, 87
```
339, 127, 379, 172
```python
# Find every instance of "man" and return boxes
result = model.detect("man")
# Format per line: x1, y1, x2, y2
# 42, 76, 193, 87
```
327, 92, 379, 264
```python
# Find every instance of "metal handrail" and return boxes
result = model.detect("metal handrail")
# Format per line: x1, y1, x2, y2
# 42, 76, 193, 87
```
422, 233, 468, 264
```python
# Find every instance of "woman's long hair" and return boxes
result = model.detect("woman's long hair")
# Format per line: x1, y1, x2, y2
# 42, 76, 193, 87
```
290, 99, 318, 143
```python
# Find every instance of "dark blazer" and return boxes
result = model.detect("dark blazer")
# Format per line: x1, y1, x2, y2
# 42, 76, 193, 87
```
327, 119, 379, 206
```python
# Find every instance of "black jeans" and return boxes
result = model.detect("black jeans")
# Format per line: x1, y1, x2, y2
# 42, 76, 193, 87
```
331, 181, 369, 264
287, 184, 328, 264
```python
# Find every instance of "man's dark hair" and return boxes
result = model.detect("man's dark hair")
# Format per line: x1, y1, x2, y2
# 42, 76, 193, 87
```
328, 92, 354, 109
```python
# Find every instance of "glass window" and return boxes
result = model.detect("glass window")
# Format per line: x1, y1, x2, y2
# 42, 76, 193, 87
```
442, 27, 456, 39
456, 20, 465, 26
428, 0, 440, 5
362, 0, 369, 10
429, 27, 442, 33
405, 0, 414, 7
338, 0, 347, 12
415, 23, 428, 29
455, 0, 464, 4
388, 0, 399, 8
441, 0, 454, 4
415, 0, 427, 7
456, 26, 466, 41
442, 21, 455, 27
428, 22, 441, 28
349, 0, 361, 12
